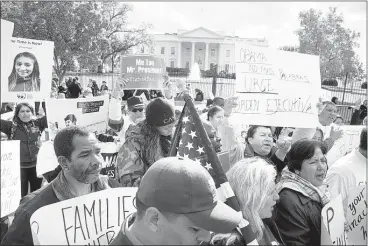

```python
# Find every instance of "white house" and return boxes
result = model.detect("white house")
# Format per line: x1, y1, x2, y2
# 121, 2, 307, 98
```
151, 27, 268, 71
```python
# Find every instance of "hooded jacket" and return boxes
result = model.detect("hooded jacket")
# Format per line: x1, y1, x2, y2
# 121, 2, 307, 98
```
1, 116, 47, 167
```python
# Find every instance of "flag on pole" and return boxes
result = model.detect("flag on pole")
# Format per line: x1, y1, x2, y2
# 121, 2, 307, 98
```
169, 97, 258, 245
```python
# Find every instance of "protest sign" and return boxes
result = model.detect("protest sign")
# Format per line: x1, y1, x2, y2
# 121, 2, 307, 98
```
234, 43, 320, 127
346, 186, 367, 245
326, 125, 365, 166
1, 37, 54, 102
1, 20, 14, 80
30, 187, 138, 245
321, 195, 347, 245
46, 96, 109, 139
1, 141, 21, 217
100, 142, 119, 179
120, 54, 166, 89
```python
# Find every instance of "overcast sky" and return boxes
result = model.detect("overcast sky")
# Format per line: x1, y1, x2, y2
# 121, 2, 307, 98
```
126, 2, 366, 66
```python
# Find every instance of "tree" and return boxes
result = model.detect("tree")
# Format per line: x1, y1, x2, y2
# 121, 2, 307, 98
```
0, 1, 153, 80
1, 1, 103, 81
92, 2, 153, 72
295, 7, 364, 81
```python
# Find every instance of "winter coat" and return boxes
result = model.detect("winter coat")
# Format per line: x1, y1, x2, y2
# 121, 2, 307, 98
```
274, 188, 322, 246
1, 116, 47, 167
115, 123, 171, 187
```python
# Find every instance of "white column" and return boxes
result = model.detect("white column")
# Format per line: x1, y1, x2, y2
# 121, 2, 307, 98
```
217, 43, 221, 66
205, 42, 209, 70
191, 42, 195, 66
177, 42, 182, 68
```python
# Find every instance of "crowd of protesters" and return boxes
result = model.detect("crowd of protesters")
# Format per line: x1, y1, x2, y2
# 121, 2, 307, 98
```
0, 71, 367, 246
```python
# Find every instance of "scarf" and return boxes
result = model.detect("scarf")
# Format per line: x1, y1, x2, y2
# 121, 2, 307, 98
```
52, 171, 111, 201
276, 169, 331, 206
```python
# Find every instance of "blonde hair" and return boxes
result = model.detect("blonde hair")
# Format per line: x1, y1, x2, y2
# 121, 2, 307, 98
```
226, 157, 277, 241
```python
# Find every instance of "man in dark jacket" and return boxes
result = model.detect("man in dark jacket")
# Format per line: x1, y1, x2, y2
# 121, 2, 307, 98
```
1, 126, 120, 245
67, 79, 82, 98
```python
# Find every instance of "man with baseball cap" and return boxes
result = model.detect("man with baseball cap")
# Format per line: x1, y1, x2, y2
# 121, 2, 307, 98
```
116, 96, 145, 143
110, 157, 241, 245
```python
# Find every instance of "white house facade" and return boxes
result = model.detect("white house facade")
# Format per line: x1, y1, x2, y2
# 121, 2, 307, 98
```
151, 27, 268, 71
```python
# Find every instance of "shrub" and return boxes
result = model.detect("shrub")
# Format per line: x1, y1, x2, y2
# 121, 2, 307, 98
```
322, 79, 338, 86
361, 82, 367, 89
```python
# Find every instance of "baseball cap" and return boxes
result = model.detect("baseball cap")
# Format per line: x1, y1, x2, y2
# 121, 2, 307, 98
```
137, 157, 241, 233
127, 96, 144, 109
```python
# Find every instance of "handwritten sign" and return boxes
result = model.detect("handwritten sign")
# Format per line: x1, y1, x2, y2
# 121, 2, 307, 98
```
46, 96, 109, 139
326, 125, 365, 166
120, 54, 166, 89
234, 44, 320, 127
321, 195, 347, 245
30, 187, 138, 245
1, 37, 54, 102
346, 186, 367, 245
1, 140, 21, 217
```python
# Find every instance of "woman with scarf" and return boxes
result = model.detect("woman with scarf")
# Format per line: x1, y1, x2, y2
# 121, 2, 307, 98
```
274, 139, 330, 246
1, 102, 47, 197
211, 157, 284, 245
242, 125, 291, 181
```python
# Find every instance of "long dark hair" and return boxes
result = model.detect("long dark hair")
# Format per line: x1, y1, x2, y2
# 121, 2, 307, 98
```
14, 102, 35, 122
8, 52, 41, 91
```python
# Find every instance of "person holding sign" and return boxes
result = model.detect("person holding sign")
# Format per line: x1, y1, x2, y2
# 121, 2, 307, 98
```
0, 102, 47, 197
8, 52, 41, 92
110, 157, 242, 245
325, 128, 367, 216
211, 157, 284, 245
1, 126, 120, 246
274, 139, 330, 246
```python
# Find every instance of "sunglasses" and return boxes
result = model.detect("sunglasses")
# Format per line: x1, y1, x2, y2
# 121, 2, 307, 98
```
132, 108, 144, 113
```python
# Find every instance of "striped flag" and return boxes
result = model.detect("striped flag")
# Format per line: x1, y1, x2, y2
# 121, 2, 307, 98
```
169, 97, 258, 245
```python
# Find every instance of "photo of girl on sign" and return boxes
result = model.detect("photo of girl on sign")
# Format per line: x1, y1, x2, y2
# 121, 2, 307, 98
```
8, 52, 41, 92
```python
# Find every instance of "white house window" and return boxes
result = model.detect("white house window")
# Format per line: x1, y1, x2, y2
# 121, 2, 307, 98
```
211, 49, 215, 57
210, 63, 214, 70
170, 61, 175, 67
171, 47, 175, 55
185, 62, 189, 69
141, 46, 145, 53
225, 64, 229, 72
226, 50, 230, 57
161, 47, 165, 54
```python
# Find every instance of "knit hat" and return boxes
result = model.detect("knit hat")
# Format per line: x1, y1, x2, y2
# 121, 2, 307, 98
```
146, 98, 175, 127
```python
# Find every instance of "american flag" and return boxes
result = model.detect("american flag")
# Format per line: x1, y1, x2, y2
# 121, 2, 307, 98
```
169, 98, 258, 245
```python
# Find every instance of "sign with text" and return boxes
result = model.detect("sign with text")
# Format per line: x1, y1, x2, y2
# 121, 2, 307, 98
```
346, 186, 367, 245
120, 54, 166, 89
46, 96, 109, 139
1, 140, 21, 217
30, 187, 138, 245
1, 37, 54, 102
234, 43, 320, 127
321, 195, 347, 245
326, 125, 365, 166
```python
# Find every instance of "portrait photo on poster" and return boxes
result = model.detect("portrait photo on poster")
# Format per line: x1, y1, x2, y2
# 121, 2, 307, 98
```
8, 51, 41, 92
1, 37, 54, 102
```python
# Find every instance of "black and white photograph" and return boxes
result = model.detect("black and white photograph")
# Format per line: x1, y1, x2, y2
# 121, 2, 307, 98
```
0, 1, 366, 246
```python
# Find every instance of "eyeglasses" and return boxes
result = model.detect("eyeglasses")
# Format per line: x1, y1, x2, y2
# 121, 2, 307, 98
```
132, 108, 144, 113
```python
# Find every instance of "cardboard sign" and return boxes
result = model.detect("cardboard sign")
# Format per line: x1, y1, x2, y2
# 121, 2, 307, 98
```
326, 125, 365, 166
120, 54, 166, 89
346, 186, 367, 245
46, 96, 109, 139
30, 187, 138, 245
1, 37, 54, 102
321, 195, 347, 245
234, 44, 320, 128
1, 140, 21, 217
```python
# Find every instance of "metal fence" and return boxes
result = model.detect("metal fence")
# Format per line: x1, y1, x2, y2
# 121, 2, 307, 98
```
65, 65, 367, 124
